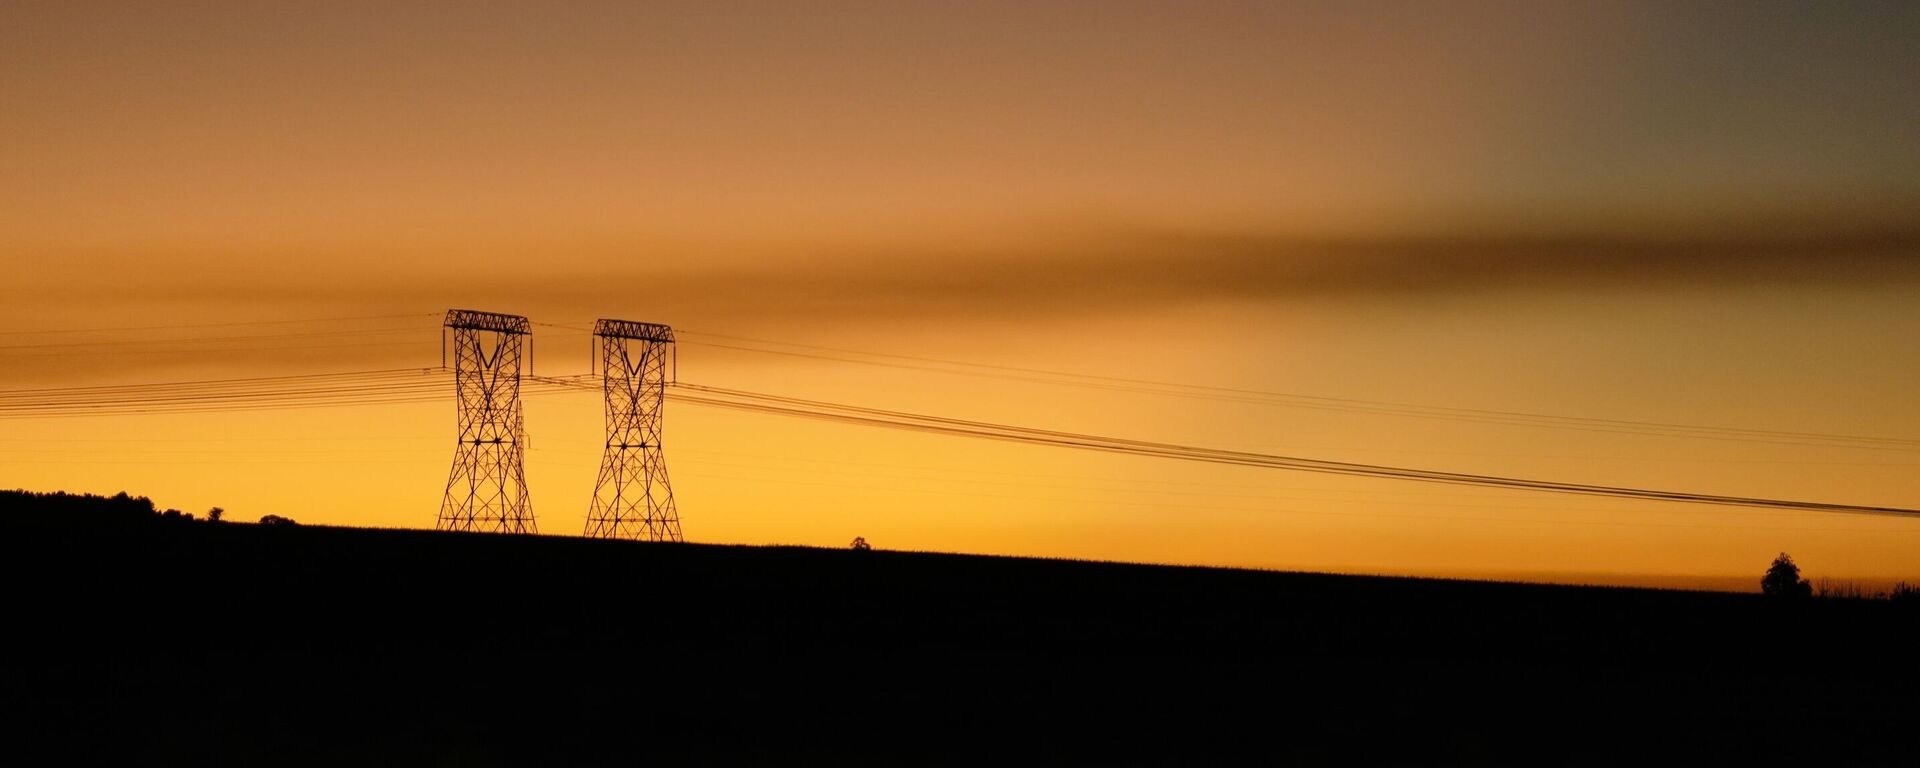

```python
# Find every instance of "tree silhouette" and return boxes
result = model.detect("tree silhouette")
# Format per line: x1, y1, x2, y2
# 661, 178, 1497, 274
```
207, 507, 224, 523
850, 536, 871, 551
1761, 553, 1812, 598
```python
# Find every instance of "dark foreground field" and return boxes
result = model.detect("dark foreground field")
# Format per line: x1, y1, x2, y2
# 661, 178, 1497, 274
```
8, 507, 1918, 765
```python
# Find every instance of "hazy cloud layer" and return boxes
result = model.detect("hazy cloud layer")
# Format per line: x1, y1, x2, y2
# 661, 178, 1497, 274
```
734, 228, 1920, 319
450, 227, 1920, 328
14, 227, 1920, 328
7, 225, 1920, 386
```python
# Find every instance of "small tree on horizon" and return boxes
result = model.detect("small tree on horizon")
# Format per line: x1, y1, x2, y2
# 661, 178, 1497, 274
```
207, 507, 224, 523
1761, 552, 1812, 598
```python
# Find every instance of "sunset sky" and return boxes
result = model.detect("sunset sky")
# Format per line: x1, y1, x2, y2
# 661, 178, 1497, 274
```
5, 2, 1919, 590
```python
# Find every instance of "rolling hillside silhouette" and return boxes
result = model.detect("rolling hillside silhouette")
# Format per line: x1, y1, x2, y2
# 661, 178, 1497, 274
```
8, 490, 1917, 765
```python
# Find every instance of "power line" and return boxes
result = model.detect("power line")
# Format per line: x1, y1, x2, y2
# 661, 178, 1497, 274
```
0, 338, 435, 359
0, 368, 590, 418
0, 325, 429, 351
8, 356, 1917, 521
0, 313, 439, 336
8, 318, 1912, 451
662, 382, 1920, 519
680, 330, 1920, 452
0, 368, 435, 397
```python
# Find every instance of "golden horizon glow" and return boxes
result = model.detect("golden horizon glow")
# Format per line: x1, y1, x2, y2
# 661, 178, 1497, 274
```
5, 2, 1919, 590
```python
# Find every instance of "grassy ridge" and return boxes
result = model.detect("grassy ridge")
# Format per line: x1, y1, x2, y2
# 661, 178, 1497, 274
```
7, 490, 1918, 765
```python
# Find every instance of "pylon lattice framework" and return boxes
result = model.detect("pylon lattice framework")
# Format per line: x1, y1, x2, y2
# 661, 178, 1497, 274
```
438, 309, 536, 533
583, 318, 682, 541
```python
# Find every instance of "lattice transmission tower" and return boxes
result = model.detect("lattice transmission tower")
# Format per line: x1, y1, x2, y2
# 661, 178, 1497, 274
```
583, 318, 682, 541
438, 309, 536, 533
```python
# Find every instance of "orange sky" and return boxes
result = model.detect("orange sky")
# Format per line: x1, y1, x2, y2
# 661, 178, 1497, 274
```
4, 2, 1919, 590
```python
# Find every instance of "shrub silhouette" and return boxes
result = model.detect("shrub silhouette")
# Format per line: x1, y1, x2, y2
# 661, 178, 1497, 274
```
258, 514, 300, 527
207, 507, 224, 523
1761, 553, 1812, 598
850, 536, 872, 551
1813, 578, 1878, 600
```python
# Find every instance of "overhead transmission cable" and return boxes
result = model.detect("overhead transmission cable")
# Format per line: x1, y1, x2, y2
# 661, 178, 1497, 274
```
6, 319, 1917, 519
678, 330, 1920, 452
0, 326, 428, 351
11, 317, 1912, 450
0, 368, 588, 418
649, 381, 1920, 519
0, 312, 441, 336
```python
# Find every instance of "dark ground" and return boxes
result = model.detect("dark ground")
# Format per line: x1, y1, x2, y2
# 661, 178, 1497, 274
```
6, 493, 1917, 766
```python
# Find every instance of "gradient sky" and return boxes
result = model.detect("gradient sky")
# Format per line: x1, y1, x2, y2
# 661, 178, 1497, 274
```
5, 1, 1920, 590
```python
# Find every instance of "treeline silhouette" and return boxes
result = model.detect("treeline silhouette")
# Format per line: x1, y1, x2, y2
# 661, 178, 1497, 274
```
2, 488, 251, 529
7, 488, 1919, 765
1, 488, 209, 529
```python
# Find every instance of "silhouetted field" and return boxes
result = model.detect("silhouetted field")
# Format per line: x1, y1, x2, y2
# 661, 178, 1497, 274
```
7, 491, 1917, 765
